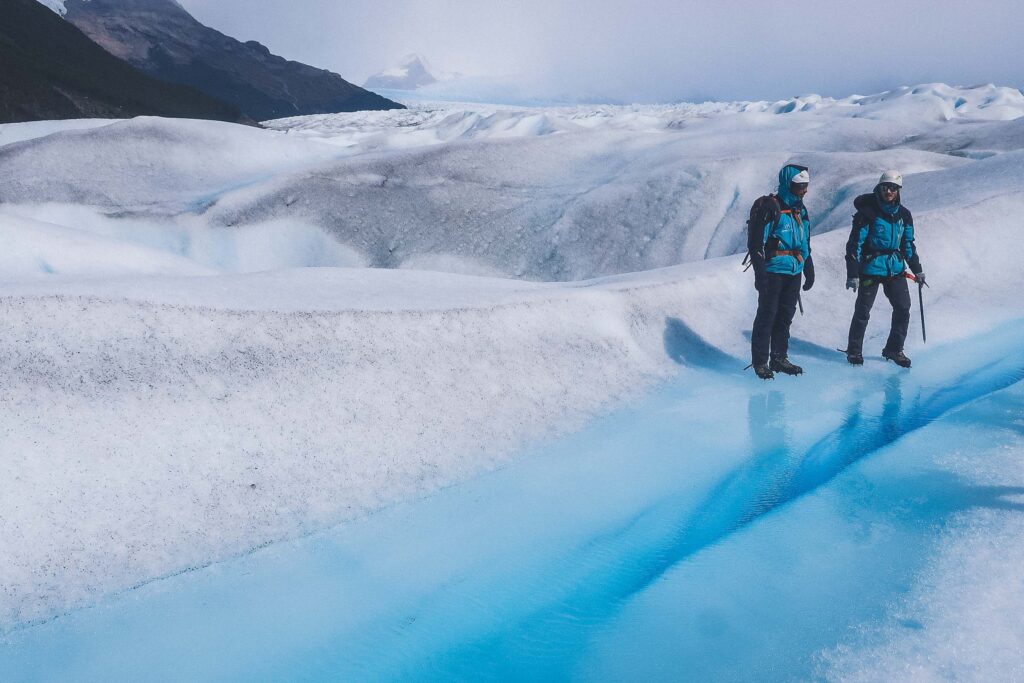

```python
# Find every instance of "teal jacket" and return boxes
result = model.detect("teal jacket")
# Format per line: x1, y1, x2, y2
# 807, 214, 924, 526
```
845, 187, 922, 279
761, 165, 811, 275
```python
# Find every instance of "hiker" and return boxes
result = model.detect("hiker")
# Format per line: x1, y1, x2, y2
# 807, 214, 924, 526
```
748, 164, 815, 380
844, 170, 925, 367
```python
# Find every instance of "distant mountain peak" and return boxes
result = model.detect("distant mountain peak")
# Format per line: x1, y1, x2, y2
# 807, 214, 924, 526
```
60, 0, 403, 119
36, 0, 187, 15
365, 54, 439, 91
36, 0, 67, 14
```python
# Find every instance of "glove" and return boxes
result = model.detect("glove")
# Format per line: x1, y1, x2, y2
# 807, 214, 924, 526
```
915, 272, 926, 286
846, 277, 859, 292
754, 267, 766, 293
801, 257, 815, 292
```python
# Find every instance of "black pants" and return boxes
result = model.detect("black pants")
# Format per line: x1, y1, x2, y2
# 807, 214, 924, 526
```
751, 272, 801, 366
847, 275, 911, 355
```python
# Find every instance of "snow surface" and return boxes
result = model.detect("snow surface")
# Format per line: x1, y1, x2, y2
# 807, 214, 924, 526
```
35, 0, 67, 16
3, 318, 1023, 680
1, 83, 1023, 676
7, 85, 1017, 281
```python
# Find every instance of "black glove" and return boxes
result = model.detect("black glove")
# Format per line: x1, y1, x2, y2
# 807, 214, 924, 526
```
750, 250, 767, 293
754, 266, 766, 293
801, 256, 815, 292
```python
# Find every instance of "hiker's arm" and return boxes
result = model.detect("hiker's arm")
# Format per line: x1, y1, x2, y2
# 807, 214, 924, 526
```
902, 209, 922, 275
845, 212, 868, 279
802, 207, 812, 261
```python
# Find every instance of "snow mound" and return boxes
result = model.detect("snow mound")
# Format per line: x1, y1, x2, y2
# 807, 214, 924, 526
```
2, 85, 1020, 282
0, 117, 342, 212
0, 209, 213, 280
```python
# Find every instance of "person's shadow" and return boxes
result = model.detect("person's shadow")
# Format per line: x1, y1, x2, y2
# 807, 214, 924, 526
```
664, 317, 740, 372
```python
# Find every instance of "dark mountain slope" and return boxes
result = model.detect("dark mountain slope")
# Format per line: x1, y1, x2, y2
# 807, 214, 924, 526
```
64, 0, 404, 121
0, 0, 248, 124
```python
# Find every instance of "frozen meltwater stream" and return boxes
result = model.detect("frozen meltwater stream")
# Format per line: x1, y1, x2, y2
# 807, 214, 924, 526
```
3, 319, 1024, 682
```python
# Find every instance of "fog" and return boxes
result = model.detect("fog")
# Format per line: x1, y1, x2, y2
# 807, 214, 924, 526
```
177, 0, 1024, 103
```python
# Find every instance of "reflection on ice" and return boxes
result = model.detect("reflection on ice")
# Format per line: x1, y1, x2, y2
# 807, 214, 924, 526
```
3, 319, 1023, 681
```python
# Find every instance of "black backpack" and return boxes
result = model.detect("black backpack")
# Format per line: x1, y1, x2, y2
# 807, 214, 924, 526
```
741, 194, 781, 271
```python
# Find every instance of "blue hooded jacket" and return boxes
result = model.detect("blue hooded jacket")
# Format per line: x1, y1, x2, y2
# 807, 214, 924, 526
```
844, 185, 922, 279
760, 164, 811, 275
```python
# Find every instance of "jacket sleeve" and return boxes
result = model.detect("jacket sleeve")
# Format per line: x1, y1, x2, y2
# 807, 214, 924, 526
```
901, 209, 922, 274
800, 207, 811, 261
845, 211, 868, 279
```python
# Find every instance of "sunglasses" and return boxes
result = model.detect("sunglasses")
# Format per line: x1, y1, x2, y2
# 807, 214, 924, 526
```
789, 182, 809, 192
880, 183, 900, 192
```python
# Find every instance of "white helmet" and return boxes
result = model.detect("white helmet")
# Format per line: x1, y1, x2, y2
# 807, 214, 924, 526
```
878, 170, 903, 187
791, 169, 810, 184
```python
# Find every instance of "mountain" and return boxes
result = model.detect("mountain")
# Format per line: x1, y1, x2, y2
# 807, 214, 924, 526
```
35, 0, 68, 14
364, 54, 439, 91
0, 0, 248, 124
62, 0, 404, 121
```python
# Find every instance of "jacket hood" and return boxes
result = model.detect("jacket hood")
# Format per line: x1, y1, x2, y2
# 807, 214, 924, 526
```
777, 164, 808, 207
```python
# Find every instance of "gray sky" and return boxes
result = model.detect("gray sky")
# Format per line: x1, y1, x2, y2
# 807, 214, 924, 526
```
177, 0, 1022, 103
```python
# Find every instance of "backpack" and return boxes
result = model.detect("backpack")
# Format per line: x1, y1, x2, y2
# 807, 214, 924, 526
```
741, 194, 781, 271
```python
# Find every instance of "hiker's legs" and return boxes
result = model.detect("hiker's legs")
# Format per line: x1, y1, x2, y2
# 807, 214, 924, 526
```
752, 274, 783, 366
770, 274, 801, 359
847, 280, 880, 355
882, 276, 912, 353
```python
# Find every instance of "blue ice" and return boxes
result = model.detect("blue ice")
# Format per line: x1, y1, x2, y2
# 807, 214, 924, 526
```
3, 319, 1024, 682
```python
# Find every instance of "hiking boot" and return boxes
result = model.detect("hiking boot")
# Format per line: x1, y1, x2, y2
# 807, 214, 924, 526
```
882, 349, 912, 368
846, 351, 864, 365
753, 364, 774, 380
770, 356, 803, 376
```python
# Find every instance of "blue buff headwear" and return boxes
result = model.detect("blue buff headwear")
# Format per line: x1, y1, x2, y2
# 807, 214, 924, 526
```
875, 185, 901, 215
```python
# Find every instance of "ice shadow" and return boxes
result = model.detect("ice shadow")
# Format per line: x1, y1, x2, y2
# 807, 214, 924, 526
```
664, 317, 742, 372
740, 330, 846, 363
872, 470, 1024, 515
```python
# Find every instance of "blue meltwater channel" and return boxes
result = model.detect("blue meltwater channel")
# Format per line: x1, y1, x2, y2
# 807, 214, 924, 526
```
3, 318, 1024, 682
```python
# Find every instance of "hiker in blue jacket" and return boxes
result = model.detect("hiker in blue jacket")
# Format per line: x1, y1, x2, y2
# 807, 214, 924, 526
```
748, 164, 815, 380
844, 170, 925, 367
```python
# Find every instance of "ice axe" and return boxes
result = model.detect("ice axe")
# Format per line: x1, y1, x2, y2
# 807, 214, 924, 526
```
918, 282, 926, 342
904, 271, 928, 343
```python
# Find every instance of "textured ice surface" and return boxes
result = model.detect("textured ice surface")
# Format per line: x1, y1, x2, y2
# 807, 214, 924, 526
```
0, 84, 1023, 672
2, 85, 1022, 281
2, 320, 1022, 680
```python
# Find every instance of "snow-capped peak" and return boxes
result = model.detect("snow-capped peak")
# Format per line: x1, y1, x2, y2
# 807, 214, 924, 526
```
35, 0, 187, 16
36, 0, 68, 15
364, 54, 439, 91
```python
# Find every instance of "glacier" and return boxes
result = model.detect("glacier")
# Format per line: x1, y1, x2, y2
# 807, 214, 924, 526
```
0, 83, 1023, 679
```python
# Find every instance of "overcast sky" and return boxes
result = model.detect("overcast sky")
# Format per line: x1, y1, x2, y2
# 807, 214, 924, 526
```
177, 0, 1022, 103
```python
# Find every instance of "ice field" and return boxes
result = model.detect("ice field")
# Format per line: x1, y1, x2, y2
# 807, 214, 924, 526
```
1, 83, 1023, 679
